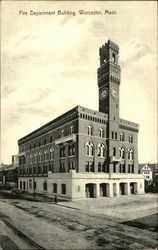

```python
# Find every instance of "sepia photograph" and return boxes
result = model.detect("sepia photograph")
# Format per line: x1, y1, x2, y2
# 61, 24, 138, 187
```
1, 0, 157, 249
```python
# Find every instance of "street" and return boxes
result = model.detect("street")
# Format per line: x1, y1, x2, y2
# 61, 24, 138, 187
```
0, 194, 157, 249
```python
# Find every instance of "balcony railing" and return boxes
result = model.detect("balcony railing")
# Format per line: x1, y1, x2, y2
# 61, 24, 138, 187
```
55, 134, 76, 145
110, 156, 122, 163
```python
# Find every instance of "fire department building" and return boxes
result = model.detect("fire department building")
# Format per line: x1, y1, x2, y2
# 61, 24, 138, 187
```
18, 40, 144, 199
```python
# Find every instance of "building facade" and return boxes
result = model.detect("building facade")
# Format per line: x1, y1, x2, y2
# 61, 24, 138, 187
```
18, 40, 144, 199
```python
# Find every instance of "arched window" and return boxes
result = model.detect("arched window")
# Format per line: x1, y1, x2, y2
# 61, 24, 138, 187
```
39, 152, 42, 162
69, 126, 74, 134
50, 148, 54, 160
128, 149, 134, 160
61, 130, 64, 138
87, 126, 92, 136
112, 53, 116, 63
98, 143, 105, 157
86, 142, 94, 156
99, 128, 104, 138
119, 147, 125, 159
68, 143, 75, 156
30, 154, 33, 164
120, 133, 124, 142
33, 153, 36, 163
43, 150, 48, 161
50, 136, 52, 143
129, 135, 133, 143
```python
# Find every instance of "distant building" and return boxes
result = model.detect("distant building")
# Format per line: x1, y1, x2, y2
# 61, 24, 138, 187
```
0, 156, 18, 187
18, 40, 144, 199
139, 164, 152, 183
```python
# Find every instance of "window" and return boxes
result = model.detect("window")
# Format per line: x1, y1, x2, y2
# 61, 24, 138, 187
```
87, 126, 92, 136
119, 164, 125, 173
34, 143, 36, 149
60, 163, 65, 173
113, 164, 116, 173
98, 162, 106, 173
61, 184, 66, 194
85, 161, 94, 172
112, 53, 116, 63
59, 145, 65, 158
113, 147, 116, 156
44, 138, 47, 145
78, 185, 80, 192
50, 136, 52, 143
34, 182, 36, 190
128, 149, 134, 160
119, 147, 125, 159
61, 130, 64, 138
39, 141, 41, 147
129, 135, 133, 143
43, 165, 47, 174
70, 126, 74, 134
115, 132, 117, 140
50, 148, 54, 160
86, 142, 94, 156
34, 153, 37, 163
30, 154, 33, 164
120, 133, 124, 142
20, 181, 22, 189
68, 162, 75, 171
39, 152, 42, 162
43, 150, 47, 161
99, 128, 104, 138
68, 143, 75, 156
53, 183, 57, 193
98, 143, 106, 158
43, 181, 47, 191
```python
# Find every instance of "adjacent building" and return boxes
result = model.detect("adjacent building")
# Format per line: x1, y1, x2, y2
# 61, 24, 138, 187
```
18, 40, 144, 199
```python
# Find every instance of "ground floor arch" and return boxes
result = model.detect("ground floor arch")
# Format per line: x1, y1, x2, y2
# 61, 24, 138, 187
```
100, 183, 108, 197
85, 183, 97, 198
119, 182, 126, 195
130, 182, 137, 194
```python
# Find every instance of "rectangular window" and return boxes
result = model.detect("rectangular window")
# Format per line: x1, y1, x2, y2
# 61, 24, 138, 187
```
128, 165, 130, 173
90, 162, 94, 172
113, 164, 116, 173
20, 181, 22, 189
53, 183, 57, 193
98, 162, 101, 172
78, 185, 80, 192
115, 132, 117, 140
85, 162, 89, 172
43, 182, 47, 191
34, 182, 36, 190
61, 184, 66, 194
29, 179, 32, 189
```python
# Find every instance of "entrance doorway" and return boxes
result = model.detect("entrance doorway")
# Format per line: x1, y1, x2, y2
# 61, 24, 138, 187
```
100, 183, 108, 197
85, 184, 96, 198
130, 182, 137, 194
119, 183, 125, 195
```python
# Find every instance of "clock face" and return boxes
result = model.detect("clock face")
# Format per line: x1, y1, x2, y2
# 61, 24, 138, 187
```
99, 88, 108, 100
111, 88, 118, 99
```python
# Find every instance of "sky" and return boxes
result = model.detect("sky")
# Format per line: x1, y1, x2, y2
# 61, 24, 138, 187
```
1, 1, 157, 164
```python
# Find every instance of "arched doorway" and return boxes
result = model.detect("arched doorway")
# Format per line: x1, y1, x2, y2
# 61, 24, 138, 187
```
119, 183, 126, 195
85, 183, 96, 198
130, 182, 137, 194
100, 183, 108, 197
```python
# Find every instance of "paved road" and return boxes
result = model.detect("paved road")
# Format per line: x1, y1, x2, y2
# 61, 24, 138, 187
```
0, 218, 37, 250
0, 197, 157, 249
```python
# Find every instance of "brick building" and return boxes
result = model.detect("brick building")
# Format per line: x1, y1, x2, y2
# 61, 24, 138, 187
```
18, 40, 144, 199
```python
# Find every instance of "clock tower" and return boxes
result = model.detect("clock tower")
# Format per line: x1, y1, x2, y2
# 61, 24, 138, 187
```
97, 40, 121, 172
98, 40, 121, 119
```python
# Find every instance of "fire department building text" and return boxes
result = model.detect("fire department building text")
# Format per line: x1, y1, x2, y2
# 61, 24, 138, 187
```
18, 40, 144, 199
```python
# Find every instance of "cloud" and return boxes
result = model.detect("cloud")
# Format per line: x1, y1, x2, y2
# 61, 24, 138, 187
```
120, 40, 152, 67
